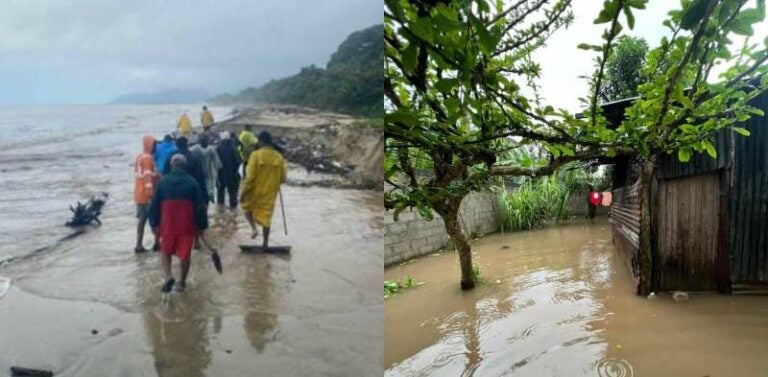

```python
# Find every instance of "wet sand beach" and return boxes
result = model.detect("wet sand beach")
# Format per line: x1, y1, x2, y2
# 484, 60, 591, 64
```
0, 105, 383, 376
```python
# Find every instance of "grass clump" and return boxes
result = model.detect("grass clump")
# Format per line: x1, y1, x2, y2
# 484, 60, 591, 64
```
384, 276, 423, 298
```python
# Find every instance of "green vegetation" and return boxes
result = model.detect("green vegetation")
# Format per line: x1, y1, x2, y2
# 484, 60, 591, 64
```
385, 0, 768, 292
499, 164, 610, 231
212, 24, 383, 117
500, 176, 565, 231
384, 276, 423, 298
599, 35, 650, 102
472, 263, 484, 285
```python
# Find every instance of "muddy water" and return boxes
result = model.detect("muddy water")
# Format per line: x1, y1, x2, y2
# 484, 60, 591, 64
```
0, 106, 383, 376
0, 186, 382, 377
385, 218, 768, 376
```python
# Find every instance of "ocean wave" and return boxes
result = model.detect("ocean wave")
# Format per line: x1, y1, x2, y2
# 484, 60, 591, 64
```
0, 119, 139, 152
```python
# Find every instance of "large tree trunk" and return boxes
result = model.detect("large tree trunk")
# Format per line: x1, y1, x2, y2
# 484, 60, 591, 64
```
438, 205, 475, 290
637, 158, 655, 296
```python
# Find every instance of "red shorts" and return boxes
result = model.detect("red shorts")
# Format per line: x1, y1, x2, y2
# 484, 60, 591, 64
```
160, 234, 195, 260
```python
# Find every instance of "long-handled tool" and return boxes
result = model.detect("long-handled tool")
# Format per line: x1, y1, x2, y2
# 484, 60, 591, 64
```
198, 233, 223, 274
279, 188, 288, 236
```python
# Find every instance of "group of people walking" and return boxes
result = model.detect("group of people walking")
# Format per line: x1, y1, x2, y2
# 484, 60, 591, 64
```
133, 106, 287, 293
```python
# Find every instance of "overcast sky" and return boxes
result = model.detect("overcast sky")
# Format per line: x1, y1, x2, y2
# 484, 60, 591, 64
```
0, 0, 381, 105
534, 0, 768, 111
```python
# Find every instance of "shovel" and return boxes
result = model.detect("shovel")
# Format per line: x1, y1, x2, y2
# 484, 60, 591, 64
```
198, 234, 223, 274
279, 188, 288, 236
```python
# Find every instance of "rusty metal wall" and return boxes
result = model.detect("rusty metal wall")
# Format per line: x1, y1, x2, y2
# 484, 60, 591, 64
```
656, 129, 730, 180
730, 90, 768, 285
611, 177, 642, 281
656, 173, 720, 291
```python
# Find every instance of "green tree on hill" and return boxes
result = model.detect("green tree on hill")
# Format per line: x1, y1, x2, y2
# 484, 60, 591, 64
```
212, 24, 383, 118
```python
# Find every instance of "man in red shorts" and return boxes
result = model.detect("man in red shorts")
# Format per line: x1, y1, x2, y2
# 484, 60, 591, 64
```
149, 154, 208, 293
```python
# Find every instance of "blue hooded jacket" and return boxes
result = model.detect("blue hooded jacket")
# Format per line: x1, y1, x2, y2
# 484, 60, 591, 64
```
154, 140, 177, 174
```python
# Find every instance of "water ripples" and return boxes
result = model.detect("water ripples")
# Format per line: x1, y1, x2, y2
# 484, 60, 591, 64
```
0, 276, 10, 299
596, 357, 634, 377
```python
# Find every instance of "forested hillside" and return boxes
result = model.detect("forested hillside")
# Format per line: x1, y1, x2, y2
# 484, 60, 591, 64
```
211, 24, 382, 117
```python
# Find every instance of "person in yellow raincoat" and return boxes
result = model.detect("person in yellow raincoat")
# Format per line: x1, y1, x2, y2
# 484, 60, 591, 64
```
200, 106, 214, 128
238, 124, 258, 177
177, 113, 192, 137
240, 131, 286, 248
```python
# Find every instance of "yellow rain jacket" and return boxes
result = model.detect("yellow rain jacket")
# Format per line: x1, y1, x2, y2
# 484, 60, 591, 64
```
239, 130, 258, 160
177, 114, 192, 136
241, 147, 287, 227
201, 109, 214, 127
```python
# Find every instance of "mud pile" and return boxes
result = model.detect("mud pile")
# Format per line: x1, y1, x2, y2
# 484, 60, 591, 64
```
219, 106, 383, 190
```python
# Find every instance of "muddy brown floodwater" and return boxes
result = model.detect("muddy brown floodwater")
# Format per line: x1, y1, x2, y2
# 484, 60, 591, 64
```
0, 185, 383, 377
385, 217, 768, 377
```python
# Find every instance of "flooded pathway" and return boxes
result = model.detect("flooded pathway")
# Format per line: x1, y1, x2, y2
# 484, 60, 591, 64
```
0, 186, 383, 377
385, 218, 768, 376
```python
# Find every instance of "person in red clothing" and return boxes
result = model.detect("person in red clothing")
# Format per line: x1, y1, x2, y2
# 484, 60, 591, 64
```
134, 135, 159, 253
149, 154, 209, 293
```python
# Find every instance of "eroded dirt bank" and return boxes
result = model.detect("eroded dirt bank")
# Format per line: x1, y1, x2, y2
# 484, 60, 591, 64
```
219, 106, 383, 190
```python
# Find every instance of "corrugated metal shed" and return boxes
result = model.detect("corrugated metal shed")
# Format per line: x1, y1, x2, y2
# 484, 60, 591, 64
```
656, 129, 730, 180
610, 170, 641, 281
730, 91, 768, 285
656, 173, 720, 291
605, 89, 768, 293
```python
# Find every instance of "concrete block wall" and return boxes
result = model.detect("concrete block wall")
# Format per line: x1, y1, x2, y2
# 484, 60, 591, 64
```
565, 189, 610, 217
384, 191, 500, 266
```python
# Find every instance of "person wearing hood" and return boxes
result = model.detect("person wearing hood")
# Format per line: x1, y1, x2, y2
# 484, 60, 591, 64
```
216, 132, 241, 209
177, 113, 192, 137
154, 135, 177, 175
191, 135, 222, 203
168, 137, 208, 249
201, 106, 214, 128
134, 135, 159, 253
149, 154, 208, 293
163, 137, 208, 204
238, 124, 258, 177
240, 131, 287, 248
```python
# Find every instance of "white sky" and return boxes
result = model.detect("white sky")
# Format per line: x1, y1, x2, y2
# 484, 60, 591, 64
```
532, 0, 768, 111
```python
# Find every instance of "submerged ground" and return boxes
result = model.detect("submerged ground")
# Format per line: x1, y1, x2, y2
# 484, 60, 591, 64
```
385, 217, 768, 376
0, 187, 383, 377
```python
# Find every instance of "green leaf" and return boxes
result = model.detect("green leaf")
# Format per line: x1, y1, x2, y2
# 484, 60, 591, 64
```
471, 17, 499, 54
703, 140, 717, 158
401, 43, 418, 72
678, 148, 691, 162
605, 148, 616, 157
444, 98, 460, 117
680, 0, 709, 30
578, 43, 603, 52
435, 78, 458, 93
416, 204, 433, 221
623, 6, 636, 29
733, 127, 751, 136
410, 18, 434, 43
386, 110, 419, 126
674, 85, 693, 108
393, 203, 406, 222
738, 8, 764, 24
435, 4, 457, 21
730, 17, 755, 36
680, 124, 698, 134
548, 145, 561, 158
